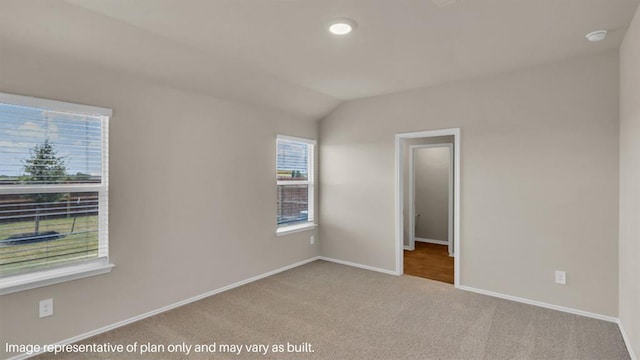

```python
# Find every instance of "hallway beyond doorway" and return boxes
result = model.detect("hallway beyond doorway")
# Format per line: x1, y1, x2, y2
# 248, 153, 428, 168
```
404, 242, 454, 284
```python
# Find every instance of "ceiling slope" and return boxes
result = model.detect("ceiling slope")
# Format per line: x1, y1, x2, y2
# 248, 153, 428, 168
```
2, 0, 639, 119
67, 0, 639, 98
0, 0, 340, 120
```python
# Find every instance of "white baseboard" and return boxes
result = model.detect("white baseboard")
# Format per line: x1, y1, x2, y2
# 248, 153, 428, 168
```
460, 285, 637, 358
617, 319, 637, 360
9, 258, 633, 360
458, 285, 618, 323
415, 237, 448, 245
318, 256, 399, 276
403, 245, 415, 251
7, 256, 321, 360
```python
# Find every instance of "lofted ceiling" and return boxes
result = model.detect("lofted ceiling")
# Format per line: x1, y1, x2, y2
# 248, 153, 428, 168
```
1, 0, 639, 119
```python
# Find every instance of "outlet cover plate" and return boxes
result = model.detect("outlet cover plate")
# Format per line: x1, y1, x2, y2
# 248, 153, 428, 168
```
39, 298, 53, 318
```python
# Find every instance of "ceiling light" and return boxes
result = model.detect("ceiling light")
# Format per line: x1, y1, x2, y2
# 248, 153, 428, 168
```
586, 30, 607, 42
329, 18, 357, 35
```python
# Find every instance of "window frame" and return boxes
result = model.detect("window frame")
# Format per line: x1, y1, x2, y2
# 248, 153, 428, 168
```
0, 92, 113, 295
276, 135, 317, 236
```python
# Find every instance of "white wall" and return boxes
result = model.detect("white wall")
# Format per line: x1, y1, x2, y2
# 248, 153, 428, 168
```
619, 3, 640, 357
401, 136, 453, 247
414, 147, 451, 242
319, 51, 620, 317
0, 40, 319, 358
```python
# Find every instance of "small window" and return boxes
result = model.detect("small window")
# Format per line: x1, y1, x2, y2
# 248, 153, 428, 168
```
276, 135, 315, 234
0, 93, 112, 294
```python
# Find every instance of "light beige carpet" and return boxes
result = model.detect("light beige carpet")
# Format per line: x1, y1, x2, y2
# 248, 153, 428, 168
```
34, 260, 629, 359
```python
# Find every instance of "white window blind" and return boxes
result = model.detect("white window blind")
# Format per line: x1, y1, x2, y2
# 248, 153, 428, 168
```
0, 93, 110, 280
276, 135, 315, 227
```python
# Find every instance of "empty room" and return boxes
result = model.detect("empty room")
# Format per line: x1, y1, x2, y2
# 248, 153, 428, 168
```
1, 0, 639, 359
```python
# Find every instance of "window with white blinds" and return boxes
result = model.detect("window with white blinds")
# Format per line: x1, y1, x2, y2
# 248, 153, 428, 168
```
276, 135, 315, 229
0, 93, 110, 288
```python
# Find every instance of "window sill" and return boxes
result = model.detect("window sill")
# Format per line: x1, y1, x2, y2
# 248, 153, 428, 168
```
0, 261, 114, 295
276, 223, 317, 236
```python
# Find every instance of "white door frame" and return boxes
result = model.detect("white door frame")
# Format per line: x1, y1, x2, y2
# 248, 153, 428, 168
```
408, 143, 454, 256
395, 128, 461, 287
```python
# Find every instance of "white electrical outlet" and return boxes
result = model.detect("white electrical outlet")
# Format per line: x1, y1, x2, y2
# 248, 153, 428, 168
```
555, 271, 567, 285
310, 235, 315, 245
39, 298, 53, 318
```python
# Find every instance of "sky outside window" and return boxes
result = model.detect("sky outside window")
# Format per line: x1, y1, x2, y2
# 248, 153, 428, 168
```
0, 103, 102, 182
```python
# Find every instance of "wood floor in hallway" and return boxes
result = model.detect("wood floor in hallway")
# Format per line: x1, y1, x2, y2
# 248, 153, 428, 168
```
404, 242, 454, 284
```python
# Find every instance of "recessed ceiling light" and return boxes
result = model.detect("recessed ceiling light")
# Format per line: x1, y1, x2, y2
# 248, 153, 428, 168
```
586, 30, 607, 42
329, 18, 357, 35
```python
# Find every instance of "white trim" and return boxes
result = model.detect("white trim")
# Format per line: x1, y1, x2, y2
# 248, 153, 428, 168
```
460, 285, 636, 358
0, 184, 105, 195
453, 131, 460, 286
458, 285, 618, 323
408, 144, 416, 250
318, 256, 399, 276
99, 109, 109, 259
0, 92, 112, 117
307, 142, 315, 223
0, 94, 111, 291
0, 261, 114, 295
7, 257, 321, 360
276, 180, 310, 186
403, 245, 415, 251
617, 320, 638, 360
276, 135, 316, 227
395, 128, 461, 287
415, 237, 448, 246
447, 144, 454, 257
276, 134, 316, 145
408, 143, 453, 254
276, 222, 317, 236
6, 258, 633, 360
395, 135, 402, 271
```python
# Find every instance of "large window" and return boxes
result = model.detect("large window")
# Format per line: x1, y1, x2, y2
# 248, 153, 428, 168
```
276, 135, 315, 233
0, 93, 111, 294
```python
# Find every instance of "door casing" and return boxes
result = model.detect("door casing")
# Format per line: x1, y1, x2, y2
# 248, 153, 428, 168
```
395, 128, 460, 287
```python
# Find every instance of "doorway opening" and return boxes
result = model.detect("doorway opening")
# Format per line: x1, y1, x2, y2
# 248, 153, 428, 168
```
406, 143, 453, 283
395, 129, 460, 287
